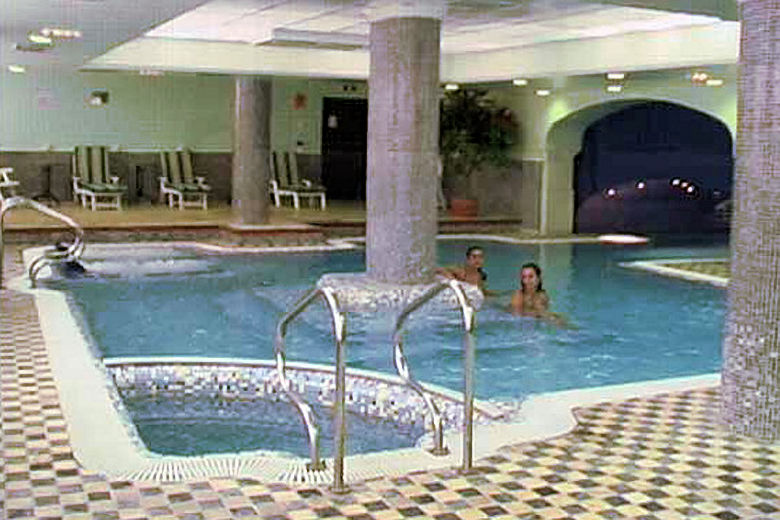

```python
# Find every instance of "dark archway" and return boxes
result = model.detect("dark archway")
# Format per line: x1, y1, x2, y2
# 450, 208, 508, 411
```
574, 102, 733, 233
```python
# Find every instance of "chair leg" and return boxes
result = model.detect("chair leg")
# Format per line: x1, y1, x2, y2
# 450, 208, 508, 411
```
320, 194, 326, 210
293, 193, 300, 210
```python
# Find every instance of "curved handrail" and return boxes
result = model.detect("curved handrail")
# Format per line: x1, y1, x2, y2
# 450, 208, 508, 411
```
392, 279, 476, 467
0, 196, 85, 288
274, 286, 348, 490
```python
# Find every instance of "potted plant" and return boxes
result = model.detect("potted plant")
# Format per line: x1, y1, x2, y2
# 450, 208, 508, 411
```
439, 88, 517, 217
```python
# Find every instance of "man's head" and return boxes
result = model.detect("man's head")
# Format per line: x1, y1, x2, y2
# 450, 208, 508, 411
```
465, 246, 485, 269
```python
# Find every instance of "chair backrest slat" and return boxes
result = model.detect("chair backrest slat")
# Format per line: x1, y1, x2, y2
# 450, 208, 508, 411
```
167, 151, 183, 185
276, 151, 290, 187
180, 149, 195, 184
89, 146, 105, 184
76, 146, 91, 183
287, 151, 301, 185
159, 152, 169, 182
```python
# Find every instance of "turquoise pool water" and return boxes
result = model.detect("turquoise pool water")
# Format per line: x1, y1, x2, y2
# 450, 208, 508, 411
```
58, 237, 728, 400
125, 395, 425, 457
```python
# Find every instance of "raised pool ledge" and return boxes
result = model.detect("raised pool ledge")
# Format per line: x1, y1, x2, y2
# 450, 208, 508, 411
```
317, 272, 484, 312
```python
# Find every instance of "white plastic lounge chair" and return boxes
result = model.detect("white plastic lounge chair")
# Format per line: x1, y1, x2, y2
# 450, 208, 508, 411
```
0, 167, 20, 202
158, 148, 211, 210
71, 146, 126, 211
269, 151, 326, 210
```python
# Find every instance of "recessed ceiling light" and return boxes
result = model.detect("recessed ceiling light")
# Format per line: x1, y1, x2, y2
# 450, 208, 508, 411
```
444, 83, 459, 91
28, 33, 52, 44
606, 85, 623, 93
512, 78, 528, 86
7, 65, 26, 73
606, 72, 625, 80
691, 71, 709, 82
706, 79, 724, 87
535, 89, 550, 97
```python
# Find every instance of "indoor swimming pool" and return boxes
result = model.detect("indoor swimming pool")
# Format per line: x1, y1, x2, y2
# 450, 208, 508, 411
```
39, 237, 728, 457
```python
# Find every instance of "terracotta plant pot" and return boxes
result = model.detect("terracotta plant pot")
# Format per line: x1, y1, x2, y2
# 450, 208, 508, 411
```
448, 198, 479, 218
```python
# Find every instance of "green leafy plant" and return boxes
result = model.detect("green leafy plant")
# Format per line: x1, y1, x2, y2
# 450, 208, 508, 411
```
440, 88, 517, 198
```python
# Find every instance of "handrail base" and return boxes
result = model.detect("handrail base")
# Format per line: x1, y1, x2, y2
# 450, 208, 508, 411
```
306, 459, 326, 471
428, 446, 450, 456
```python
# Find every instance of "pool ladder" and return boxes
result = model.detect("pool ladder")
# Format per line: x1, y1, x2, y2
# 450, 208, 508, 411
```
274, 279, 477, 492
0, 196, 86, 288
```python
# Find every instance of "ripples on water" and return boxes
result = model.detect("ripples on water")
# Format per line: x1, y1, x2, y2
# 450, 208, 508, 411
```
59, 240, 727, 400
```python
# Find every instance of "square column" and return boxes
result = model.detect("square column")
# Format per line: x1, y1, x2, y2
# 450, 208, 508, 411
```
232, 76, 272, 225
366, 16, 440, 284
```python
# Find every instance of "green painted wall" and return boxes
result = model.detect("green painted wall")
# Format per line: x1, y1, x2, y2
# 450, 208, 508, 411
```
0, 66, 233, 151
0, 65, 367, 154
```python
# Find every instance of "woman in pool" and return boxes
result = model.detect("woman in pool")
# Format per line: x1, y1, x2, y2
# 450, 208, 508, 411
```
510, 262, 567, 326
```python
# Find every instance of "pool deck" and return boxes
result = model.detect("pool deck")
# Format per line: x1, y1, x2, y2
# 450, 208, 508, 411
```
3, 211, 777, 520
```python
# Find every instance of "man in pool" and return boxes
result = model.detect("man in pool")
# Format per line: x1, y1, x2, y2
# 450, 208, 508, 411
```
436, 246, 488, 291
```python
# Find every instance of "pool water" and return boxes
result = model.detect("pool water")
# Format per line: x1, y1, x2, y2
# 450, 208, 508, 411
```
57, 238, 728, 401
124, 395, 425, 457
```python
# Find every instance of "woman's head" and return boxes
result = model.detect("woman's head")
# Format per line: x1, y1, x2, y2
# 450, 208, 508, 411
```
520, 262, 543, 292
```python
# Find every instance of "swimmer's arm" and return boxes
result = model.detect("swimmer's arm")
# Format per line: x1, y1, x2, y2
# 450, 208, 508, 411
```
435, 266, 465, 281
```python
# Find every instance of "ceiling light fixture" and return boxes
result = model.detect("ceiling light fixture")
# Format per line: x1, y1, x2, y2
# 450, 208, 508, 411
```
535, 89, 551, 97
606, 72, 625, 80
444, 83, 459, 91
7, 65, 26, 73
512, 78, 528, 86
39, 27, 82, 40
706, 79, 724, 87
28, 33, 53, 45
691, 71, 709, 83
606, 85, 623, 93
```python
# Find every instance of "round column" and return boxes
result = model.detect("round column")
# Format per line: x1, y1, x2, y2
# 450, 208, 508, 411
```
722, 0, 780, 440
232, 76, 271, 225
365, 5, 442, 284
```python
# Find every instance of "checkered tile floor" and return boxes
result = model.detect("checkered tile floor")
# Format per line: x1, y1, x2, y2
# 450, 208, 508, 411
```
3, 246, 779, 519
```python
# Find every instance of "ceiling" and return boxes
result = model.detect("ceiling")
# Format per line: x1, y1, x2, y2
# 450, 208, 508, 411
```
1, 0, 739, 81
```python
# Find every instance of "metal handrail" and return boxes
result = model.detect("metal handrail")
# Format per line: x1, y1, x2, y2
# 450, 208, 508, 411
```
274, 286, 349, 492
0, 196, 85, 288
392, 279, 477, 469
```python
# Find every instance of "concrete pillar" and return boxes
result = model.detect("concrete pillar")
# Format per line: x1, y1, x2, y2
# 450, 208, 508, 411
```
722, 0, 780, 440
232, 76, 271, 225
365, 12, 441, 284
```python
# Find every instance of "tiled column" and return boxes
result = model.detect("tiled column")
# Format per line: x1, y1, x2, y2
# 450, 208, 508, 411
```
365, 5, 442, 284
232, 76, 271, 225
722, 0, 780, 440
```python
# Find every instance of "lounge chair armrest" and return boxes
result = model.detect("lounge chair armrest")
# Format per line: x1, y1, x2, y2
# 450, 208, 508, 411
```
301, 179, 312, 187
269, 179, 279, 189
109, 176, 120, 185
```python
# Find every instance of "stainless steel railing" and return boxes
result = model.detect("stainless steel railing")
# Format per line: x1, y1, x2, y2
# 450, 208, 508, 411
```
274, 286, 349, 492
0, 196, 85, 288
392, 279, 477, 470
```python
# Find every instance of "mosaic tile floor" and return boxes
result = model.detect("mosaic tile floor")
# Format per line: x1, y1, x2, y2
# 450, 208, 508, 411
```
3, 247, 779, 520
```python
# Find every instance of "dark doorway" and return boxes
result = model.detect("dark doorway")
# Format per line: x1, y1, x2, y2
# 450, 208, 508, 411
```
321, 97, 368, 201
574, 102, 733, 234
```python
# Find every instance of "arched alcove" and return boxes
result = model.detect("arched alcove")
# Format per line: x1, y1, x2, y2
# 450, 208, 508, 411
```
542, 99, 733, 235
575, 102, 733, 233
